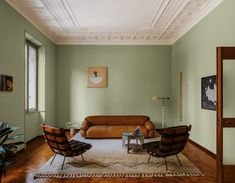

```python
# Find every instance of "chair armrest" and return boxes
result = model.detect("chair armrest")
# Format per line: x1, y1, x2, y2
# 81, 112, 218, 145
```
144, 120, 155, 130
188, 125, 192, 131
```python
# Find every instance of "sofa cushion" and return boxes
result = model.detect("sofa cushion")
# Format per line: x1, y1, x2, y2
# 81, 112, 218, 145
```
108, 126, 148, 138
86, 126, 108, 138
85, 116, 108, 126
108, 116, 149, 126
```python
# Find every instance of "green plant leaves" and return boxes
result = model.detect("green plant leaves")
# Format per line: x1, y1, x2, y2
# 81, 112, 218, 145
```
0, 135, 8, 146
7, 134, 23, 141
0, 147, 6, 154
0, 127, 18, 139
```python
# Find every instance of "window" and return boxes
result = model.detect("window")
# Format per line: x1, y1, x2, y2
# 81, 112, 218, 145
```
26, 41, 38, 112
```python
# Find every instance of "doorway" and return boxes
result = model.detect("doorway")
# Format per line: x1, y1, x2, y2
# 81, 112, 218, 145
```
217, 47, 235, 183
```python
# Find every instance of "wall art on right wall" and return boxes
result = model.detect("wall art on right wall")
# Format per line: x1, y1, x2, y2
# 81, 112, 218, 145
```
201, 75, 216, 110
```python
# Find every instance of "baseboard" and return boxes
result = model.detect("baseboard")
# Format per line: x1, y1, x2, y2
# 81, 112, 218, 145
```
26, 135, 43, 144
224, 165, 235, 182
17, 135, 43, 153
188, 139, 216, 159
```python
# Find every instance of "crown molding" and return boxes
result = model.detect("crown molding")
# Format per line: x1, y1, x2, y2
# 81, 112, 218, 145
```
171, 0, 223, 43
56, 39, 171, 45
5, 0, 57, 43
5, 0, 223, 45
156, 0, 191, 40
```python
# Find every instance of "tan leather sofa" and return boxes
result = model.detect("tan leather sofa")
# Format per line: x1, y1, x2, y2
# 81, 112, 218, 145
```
80, 115, 155, 138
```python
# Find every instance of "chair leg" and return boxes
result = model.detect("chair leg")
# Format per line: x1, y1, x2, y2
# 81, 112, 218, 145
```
176, 154, 182, 167
81, 154, 85, 162
148, 154, 152, 162
164, 157, 168, 171
61, 156, 66, 170
50, 154, 57, 165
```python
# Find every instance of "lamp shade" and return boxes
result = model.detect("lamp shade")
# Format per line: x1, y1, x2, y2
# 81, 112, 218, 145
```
152, 96, 170, 100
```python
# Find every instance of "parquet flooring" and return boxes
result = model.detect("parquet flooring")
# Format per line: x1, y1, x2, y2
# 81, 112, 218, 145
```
2, 133, 216, 183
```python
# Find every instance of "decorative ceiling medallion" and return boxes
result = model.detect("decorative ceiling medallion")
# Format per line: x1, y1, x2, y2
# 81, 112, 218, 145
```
5, 0, 222, 45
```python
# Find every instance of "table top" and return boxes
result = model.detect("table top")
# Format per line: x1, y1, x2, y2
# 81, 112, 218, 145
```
122, 132, 144, 137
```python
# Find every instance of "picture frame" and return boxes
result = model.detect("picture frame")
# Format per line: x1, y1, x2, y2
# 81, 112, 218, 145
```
0, 75, 13, 92
87, 67, 107, 88
201, 75, 216, 110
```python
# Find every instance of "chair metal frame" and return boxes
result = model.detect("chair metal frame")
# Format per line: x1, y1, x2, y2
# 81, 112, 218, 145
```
144, 125, 191, 170
42, 124, 91, 170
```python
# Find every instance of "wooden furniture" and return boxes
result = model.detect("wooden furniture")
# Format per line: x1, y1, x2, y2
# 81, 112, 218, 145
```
142, 125, 191, 170
80, 115, 155, 138
41, 124, 92, 170
217, 47, 235, 183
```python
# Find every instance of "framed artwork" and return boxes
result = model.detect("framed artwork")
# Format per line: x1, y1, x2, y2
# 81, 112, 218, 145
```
0, 75, 13, 92
87, 67, 107, 88
201, 75, 216, 110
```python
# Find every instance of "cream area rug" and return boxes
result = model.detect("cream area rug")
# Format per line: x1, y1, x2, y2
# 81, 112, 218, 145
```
34, 134, 203, 179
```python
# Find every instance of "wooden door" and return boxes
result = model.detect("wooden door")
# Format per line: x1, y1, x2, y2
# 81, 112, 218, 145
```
217, 47, 235, 183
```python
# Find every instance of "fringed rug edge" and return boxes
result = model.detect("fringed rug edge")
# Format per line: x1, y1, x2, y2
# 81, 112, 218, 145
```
34, 171, 204, 179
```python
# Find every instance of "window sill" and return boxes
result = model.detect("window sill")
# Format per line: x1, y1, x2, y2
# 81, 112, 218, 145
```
25, 110, 39, 115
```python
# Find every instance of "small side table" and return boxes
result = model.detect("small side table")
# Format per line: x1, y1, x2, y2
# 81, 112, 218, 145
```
70, 128, 79, 136
122, 132, 144, 153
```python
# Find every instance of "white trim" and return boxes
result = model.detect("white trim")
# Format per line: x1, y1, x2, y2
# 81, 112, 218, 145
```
55, 40, 171, 45
148, 0, 170, 28
171, 0, 223, 44
5, 0, 223, 45
5, 0, 57, 43
156, 0, 190, 39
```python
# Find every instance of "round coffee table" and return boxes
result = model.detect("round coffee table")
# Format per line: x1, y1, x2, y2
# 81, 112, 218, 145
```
122, 132, 144, 153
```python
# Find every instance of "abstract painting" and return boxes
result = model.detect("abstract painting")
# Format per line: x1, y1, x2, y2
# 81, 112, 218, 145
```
0, 75, 13, 92
201, 75, 216, 110
87, 67, 107, 88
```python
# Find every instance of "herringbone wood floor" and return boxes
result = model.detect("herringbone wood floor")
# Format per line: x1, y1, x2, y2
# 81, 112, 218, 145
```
2, 133, 216, 183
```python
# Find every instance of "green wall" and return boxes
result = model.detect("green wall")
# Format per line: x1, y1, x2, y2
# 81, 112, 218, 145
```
172, 0, 235, 157
56, 45, 172, 128
0, 1, 56, 142
2, 0, 235, 162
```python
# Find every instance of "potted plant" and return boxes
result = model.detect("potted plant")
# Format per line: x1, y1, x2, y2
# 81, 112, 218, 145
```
0, 121, 24, 182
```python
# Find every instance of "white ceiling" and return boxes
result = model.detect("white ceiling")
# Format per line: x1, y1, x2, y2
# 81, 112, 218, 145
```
5, 0, 222, 45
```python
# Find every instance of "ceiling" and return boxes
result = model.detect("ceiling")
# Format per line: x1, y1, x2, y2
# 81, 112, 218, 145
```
5, 0, 222, 45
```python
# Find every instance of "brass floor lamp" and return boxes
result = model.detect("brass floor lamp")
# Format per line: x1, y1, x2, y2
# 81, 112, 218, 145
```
152, 96, 170, 128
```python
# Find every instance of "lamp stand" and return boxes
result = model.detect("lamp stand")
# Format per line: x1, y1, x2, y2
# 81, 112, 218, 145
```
152, 96, 169, 129
162, 100, 165, 128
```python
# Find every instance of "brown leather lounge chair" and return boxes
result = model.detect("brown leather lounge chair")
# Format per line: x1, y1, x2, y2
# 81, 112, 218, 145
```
41, 124, 92, 170
142, 125, 191, 170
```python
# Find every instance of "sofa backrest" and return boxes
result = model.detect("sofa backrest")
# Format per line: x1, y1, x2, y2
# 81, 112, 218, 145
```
85, 115, 149, 126
85, 116, 108, 125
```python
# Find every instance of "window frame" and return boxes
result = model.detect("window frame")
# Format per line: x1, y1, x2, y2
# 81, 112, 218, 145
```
26, 40, 38, 112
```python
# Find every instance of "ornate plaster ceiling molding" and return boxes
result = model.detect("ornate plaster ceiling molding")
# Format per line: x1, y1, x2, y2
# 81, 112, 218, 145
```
5, 0, 223, 45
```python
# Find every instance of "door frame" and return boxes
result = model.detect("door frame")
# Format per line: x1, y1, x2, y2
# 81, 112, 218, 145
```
217, 47, 235, 183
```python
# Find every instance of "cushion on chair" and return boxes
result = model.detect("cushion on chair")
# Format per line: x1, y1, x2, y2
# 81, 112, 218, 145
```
142, 141, 161, 153
69, 140, 92, 156
142, 125, 191, 158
